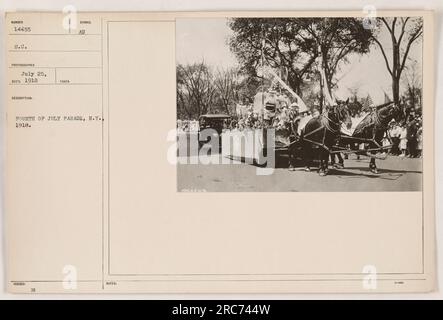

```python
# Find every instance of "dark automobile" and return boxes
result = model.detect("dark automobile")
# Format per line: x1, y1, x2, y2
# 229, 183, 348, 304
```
198, 114, 232, 149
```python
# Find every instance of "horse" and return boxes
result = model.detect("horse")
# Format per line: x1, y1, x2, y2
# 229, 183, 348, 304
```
351, 102, 403, 174
300, 101, 352, 176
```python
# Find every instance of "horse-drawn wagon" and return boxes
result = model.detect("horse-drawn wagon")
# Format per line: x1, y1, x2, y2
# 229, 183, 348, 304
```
220, 55, 403, 175
222, 99, 402, 176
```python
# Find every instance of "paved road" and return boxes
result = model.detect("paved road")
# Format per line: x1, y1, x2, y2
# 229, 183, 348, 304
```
177, 154, 422, 192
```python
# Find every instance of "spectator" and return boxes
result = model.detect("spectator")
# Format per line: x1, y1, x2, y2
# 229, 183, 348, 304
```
399, 125, 408, 157
382, 131, 390, 156
389, 122, 401, 155
417, 125, 423, 158
230, 119, 237, 130
406, 115, 418, 158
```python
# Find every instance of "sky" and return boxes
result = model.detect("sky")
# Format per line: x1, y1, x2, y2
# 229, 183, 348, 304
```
176, 18, 423, 105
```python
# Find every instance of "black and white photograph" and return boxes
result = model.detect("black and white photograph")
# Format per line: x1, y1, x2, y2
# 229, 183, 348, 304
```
2, 6, 438, 297
176, 16, 424, 192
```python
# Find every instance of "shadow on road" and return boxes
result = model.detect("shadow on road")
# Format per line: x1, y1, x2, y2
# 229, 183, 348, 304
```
327, 167, 421, 181
219, 151, 421, 182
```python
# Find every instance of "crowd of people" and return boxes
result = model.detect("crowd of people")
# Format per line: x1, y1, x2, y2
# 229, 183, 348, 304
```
231, 106, 320, 132
384, 114, 423, 158
176, 119, 200, 132
177, 107, 423, 159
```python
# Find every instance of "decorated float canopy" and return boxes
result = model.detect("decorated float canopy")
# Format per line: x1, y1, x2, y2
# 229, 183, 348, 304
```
254, 65, 309, 118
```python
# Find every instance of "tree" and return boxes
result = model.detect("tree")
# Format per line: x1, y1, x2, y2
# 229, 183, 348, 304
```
176, 62, 216, 119
228, 18, 373, 110
228, 18, 319, 96
402, 58, 422, 113
176, 65, 190, 119
213, 68, 239, 115
298, 18, 373, 101
371, 17, 423, 105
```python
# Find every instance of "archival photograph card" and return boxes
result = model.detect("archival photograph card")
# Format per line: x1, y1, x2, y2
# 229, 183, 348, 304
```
5, 10, 435, 293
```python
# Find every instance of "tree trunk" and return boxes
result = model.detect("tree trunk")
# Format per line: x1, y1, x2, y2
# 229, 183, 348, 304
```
288, 74, 302, 98
392, 75, 400, 106
319, 46, 334, 106
392, 43, 400, 105
225, 101, 231, 115
319, 77, 324, 113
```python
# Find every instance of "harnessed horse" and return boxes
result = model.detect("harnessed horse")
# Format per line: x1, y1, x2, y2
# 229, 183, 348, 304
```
351, 102, 403, 174
300, 102, 352, 176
